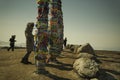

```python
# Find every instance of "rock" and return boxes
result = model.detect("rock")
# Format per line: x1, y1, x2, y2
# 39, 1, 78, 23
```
76, 52, 94, 59
73, 45, 81, 53
66, 44, 70, 49
73, 58, 99, 78
70, 45, 81, 52
76, 46, 101, 64
69, 44, 74, 49
70, 45, 75, 52
76, 43, 95, 55
76, 46, 81, 54
76, 52, 101, 64
65, 44, 73, 49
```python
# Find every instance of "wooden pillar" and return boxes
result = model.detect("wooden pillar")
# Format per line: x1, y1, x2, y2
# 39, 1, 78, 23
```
49, 0, 64, 56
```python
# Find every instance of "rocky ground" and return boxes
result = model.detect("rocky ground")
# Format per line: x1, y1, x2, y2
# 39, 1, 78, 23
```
0, 48, 120, 80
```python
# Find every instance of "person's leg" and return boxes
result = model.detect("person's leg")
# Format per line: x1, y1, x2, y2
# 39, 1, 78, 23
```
21, 51, 32, 64
7, 47, 10, 51
11, 45, 14, 51
8, 44, 13, 51
8, 46, 12, 51
65, 42, 66, 47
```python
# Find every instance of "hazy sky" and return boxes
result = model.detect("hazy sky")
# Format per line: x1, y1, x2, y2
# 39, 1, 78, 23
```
0, 0, 120, 51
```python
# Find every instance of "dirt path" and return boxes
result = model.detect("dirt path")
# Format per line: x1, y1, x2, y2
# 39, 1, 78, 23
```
0, 49, 120, 80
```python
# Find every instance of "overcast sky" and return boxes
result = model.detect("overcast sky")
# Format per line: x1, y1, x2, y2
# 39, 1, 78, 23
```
0, 0, 120, 51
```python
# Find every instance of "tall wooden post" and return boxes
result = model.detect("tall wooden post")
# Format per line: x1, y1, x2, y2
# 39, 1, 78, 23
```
49, 0, 64, 57
35, 0, 49, 74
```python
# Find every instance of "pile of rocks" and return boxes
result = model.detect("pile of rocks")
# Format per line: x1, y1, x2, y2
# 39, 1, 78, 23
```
66, 44, 80, 52
68, 43, 101, 79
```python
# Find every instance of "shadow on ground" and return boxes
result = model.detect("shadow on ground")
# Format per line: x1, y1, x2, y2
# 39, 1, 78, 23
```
46, 61, 73, 71
34, 70, 70, 80
97, 69, 118, 80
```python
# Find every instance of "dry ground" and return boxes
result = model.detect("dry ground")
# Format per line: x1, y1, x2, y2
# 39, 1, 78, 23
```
0, 48, 120, 80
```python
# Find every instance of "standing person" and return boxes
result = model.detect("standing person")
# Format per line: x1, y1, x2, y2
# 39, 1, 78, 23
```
8, 35, 16, 51
64, 37, 67, 48
21, 22, 34, 64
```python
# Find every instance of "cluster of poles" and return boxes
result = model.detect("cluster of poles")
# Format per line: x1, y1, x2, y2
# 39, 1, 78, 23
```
34, 0, 64, 74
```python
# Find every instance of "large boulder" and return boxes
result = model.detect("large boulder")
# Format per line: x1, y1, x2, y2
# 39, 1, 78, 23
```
76, 52, 101, 63
73, 58, 99, 78
76, 43, 95, 55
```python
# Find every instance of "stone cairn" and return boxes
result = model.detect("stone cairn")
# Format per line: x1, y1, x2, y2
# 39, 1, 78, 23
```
67, 43, 100, 79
